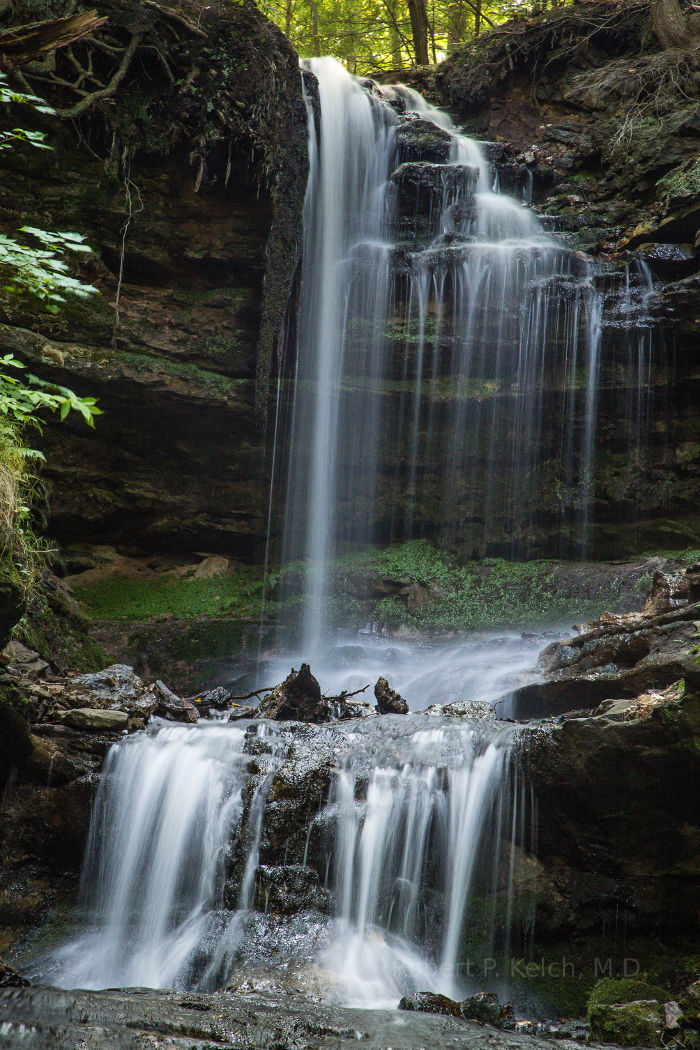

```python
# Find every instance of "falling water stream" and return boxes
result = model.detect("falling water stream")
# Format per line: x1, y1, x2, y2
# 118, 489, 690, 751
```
36, 58, 655, 1010
274, 57, 617, 665
44, 714, 530, 1010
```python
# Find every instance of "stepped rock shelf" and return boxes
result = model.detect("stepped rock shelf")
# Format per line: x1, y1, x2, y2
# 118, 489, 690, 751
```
1, 565, 699, 1049
1, 1, 700, 1047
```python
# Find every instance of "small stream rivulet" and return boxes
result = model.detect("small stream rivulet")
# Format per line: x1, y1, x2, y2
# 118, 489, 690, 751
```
32, 58, 655, 1010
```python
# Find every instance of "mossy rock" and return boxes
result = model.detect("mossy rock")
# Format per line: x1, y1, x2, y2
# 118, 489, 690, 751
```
589, 1001, 664, 1047
588, 978, 671, 1011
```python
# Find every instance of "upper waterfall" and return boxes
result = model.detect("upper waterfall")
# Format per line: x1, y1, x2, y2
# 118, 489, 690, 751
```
271, 57, 617, 660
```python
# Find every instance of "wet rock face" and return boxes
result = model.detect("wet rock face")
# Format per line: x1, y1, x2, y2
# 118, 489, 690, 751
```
0, 0, 308, 561
395, 116, 453, 163
0, 984, 610, 1050
254, 864, 331, 916
391, 161, 477, 243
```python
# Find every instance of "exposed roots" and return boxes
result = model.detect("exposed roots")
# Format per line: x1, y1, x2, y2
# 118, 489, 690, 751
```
569, 46, 700, 151
438, 0, 655, 112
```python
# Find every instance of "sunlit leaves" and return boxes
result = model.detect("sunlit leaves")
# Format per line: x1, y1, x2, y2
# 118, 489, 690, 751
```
0, 354, 102, 430
0, 74, 100, 432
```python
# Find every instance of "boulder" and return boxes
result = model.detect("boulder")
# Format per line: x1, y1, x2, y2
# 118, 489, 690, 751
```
398, 991, 462, 1016
460, 992, 515, 1029
374, 677, 409, 715
589, 1001, 664, 1047
2, 641, 50, 680
425, 699, 495, 720
64, 664, 155, 719
153, 681, 199, 724
229, 705, 256, 721
664, 1001, 684, 1032
58, 708, 129, 732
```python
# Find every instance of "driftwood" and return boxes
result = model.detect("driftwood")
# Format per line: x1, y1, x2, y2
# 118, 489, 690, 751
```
0, 11, 108, 66
227, 682, 372, 706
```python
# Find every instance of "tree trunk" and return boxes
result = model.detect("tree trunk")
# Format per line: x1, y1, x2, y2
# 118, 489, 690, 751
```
447, 0, 468, 54
407, 0, 430, 65
386, 0, 404, 65
474, 0, 482, 37
306, 0, 321, 55
651, 0, 689, 48
284, 0, 293, 38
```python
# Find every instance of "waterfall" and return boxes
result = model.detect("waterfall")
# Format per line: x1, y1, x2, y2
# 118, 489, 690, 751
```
319, 722, 518, 1005
272, 57, 628, 660
34, 63, 656, 1012
43, 715, 531, 1007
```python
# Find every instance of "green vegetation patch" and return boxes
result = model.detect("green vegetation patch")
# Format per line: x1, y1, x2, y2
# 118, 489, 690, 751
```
587, 977, 670, 1012
75, 566, 267, 622
272, 540, 633, 634
658, 158, 700, 207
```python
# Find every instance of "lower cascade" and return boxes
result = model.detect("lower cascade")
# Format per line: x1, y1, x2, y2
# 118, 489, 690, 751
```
44, 712, 531, 1007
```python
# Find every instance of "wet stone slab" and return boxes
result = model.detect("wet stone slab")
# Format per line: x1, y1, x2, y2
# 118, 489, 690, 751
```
0, 986, 616, 1050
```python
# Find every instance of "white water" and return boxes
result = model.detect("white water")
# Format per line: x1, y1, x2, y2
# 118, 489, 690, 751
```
274, 58, 622, 662
320, 723, 513, 1006
32, 62, 651, 1010
45, 723, 249, 990
42, 713, 529, 1007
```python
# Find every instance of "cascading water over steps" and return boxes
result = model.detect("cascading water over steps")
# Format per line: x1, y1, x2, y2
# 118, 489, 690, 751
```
31, 58, 655, 1014
43, 713, 533, 1008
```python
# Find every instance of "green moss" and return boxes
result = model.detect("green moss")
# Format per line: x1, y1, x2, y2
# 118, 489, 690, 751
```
74, 566, 267, 621
13, 584, 107, 673
642, 548, 700, 565
589, 1001, 664, 1047
271, 541, 627, 634
657, 158, 700, 206
119, 351, 248, 401
587, 977, 670, 1011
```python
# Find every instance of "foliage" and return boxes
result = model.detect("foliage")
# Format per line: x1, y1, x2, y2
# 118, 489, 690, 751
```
0, 228, 98, 312
73, 568, 268, 621
1, 354, 101, 430
256, 0, 569, 74
0, 73, 101, 602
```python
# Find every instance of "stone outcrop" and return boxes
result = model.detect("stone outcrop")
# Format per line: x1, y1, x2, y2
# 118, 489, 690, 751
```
374, 676, 408, 714
0, 0, 309, 560
0, 984, 615, 1050
503, 562, 700, 719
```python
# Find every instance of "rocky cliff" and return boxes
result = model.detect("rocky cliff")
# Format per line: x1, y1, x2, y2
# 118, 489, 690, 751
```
0, 0, 308, 563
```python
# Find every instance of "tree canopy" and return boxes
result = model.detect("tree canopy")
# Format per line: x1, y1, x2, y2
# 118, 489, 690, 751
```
257, 0, 564, 72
